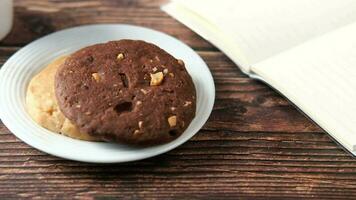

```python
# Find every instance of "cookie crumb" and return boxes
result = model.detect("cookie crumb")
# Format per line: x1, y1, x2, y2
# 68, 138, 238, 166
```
136, 101, 142, 105
168, 116, 177, 127
152, 67, 158, 72
169, 73, 174, 77
138, 121, 143, 129
75, 104, 81, 108
170, 107, 176, 111
150, 72, 164, 86
117, 53, 125, 60
163, 68, 168, 74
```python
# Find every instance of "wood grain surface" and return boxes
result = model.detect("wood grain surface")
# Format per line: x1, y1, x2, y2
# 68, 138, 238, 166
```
1, 0, 356, 199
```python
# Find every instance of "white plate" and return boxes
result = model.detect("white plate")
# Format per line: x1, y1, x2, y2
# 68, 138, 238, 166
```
0, 24, 215, 163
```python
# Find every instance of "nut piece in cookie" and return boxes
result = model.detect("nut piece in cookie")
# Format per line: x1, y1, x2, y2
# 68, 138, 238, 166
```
168, 116, 177, 127
150, 72, 164, 86
117, 53, 125, 60
177, 59, 184, 66
92, 73, 101, 82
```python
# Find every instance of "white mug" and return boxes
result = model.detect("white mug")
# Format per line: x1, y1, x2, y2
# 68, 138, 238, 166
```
0, 0, 13, 41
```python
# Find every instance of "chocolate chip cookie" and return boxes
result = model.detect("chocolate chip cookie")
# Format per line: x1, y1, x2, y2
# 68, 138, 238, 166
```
55, 40, 196, 145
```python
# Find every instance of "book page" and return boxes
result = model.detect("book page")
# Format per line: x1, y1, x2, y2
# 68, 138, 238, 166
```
251, 22, 356, 154
162, 2, 251, 73
164, 0, 356, 72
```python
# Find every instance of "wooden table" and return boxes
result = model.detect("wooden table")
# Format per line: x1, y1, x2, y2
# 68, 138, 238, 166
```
1, 1, 356, 199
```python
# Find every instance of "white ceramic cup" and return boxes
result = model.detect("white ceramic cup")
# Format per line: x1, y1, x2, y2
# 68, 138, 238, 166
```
0, 0, 13, 41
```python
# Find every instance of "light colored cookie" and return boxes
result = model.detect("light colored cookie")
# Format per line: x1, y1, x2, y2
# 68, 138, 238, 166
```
26, 56, 97, 141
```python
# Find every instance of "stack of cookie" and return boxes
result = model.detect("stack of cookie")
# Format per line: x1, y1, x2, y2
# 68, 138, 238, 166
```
26, 40, 196, 145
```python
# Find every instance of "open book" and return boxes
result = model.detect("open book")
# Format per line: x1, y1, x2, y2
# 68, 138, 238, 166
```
163, 0, 356, 155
